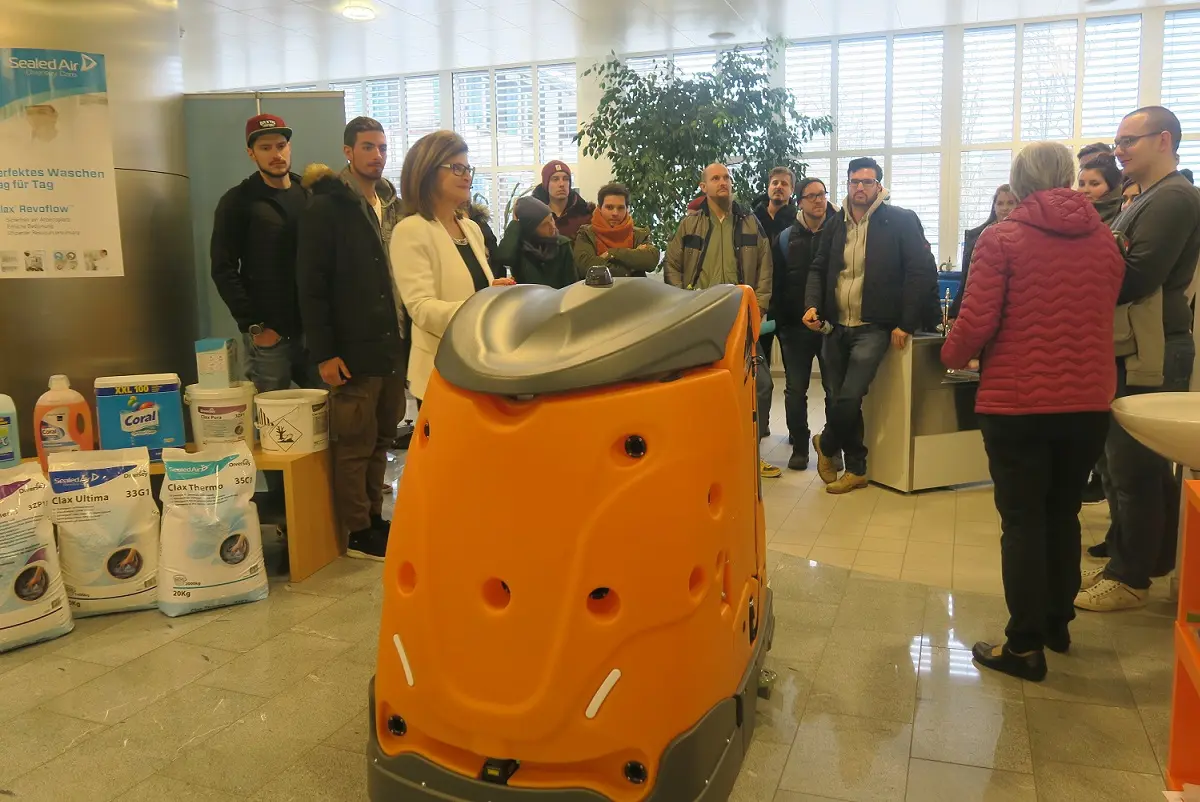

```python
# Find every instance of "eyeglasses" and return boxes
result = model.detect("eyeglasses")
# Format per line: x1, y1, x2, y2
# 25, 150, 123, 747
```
439, 163, 476, 178
848, 178, 879, 188
1113, 132, 1164, 151
801, 191, 828, 201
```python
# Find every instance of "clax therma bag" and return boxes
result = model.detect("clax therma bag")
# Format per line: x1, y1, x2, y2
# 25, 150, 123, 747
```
0, 463, 72, 652
158, 443, 268, 616
49, 448, 160, 617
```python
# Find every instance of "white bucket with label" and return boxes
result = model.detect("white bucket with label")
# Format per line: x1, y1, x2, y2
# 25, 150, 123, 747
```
184, 382, 256, 449
254, 389, 329, 454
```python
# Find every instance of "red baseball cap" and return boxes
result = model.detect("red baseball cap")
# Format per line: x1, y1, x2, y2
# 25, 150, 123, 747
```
245, 114, 293, 146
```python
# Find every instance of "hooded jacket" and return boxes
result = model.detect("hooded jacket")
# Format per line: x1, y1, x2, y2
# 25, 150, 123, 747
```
530, 185, 595, 240
664, 199, 773, 314
754, 201, 798, 318
210, 171, 307, 336
295, 164, 407, 379
805, 195, 937, 333
496, 218, 576, 289
942, 188, 1124, 415
779, 205, 837, 326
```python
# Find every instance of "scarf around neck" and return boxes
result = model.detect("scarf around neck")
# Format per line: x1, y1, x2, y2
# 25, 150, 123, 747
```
590, 208, 635, 255
521, 236, 559, 263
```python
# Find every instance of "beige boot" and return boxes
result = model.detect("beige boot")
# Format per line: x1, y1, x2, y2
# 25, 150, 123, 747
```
813, 435, 837, 485
826, 472, 868, 495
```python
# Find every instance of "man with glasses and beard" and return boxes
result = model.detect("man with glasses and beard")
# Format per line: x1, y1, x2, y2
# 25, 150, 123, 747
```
1076, 106, 1200, 612
803, 157, 937, 494
211, 114, 314, 392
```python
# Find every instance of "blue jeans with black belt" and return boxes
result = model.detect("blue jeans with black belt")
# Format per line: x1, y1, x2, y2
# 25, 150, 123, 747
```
816, 323, 891, 476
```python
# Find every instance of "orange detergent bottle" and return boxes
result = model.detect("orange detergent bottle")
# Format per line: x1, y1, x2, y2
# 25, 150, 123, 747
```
34, 374, 94, 470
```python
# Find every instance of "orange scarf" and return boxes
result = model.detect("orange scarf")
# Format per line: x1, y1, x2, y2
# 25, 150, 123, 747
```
590, 208, 635, 255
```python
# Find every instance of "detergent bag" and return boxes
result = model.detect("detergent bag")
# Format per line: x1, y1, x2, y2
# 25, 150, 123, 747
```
49, 448, 160, 617
0, 463, 73, 652
159, 443, 268, 616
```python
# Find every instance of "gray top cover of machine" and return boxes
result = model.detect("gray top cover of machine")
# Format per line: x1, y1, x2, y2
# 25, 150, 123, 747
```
435, 279, 745, 396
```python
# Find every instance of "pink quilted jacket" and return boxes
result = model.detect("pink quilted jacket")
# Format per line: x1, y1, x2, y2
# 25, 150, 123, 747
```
941, 188, 1124, 415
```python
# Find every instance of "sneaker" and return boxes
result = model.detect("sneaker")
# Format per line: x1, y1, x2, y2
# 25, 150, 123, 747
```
760, 459, 782, 479
347, 527, 388, 561
1086, 542, 1108, 559
1079, 564, 1106, 590
371, 514, 391, 533
787, 448, 809, 471
972, 641, 1047, 682
826, 472, 868, 495
813, 435, 837, 485
1074, 578, 1149, 612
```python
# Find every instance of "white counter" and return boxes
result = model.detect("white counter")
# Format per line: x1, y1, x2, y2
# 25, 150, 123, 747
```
862, 334, 992, 493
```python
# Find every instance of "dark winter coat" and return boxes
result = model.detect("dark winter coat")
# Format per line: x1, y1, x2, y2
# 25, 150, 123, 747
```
296, 165, 407, 379
210, 171, 308, 336
530, 185, 595, 240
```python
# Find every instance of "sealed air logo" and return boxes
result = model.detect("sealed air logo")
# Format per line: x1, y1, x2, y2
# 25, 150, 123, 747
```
121, 402, 159, 435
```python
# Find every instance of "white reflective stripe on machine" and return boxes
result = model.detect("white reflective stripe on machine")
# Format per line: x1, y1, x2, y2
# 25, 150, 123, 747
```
585, 669, 621, 719
393, 633, 414, 687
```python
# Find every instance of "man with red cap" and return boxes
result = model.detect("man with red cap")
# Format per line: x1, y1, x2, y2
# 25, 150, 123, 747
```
531, 160, 594, 240
211, 113, 314, 392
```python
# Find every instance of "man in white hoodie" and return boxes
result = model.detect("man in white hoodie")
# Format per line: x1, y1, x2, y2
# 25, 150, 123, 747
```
802, 157, 938, 493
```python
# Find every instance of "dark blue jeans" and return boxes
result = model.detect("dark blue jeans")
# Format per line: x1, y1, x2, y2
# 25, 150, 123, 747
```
817, 324, 890, 476
1103, 332, 1194, 589
756, 334, 774, 440
777, 324, 832, 448
244, 334, 320, 393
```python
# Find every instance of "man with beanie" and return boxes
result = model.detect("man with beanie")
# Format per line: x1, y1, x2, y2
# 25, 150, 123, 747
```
665, 162, 778, 479
532, 161, 594, 240
498, 196, 577, 289
573, 183, 660, 277
211, 114, 314, 393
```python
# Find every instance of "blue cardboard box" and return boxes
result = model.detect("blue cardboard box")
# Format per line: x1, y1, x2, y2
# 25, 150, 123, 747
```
94, 373, 186, 461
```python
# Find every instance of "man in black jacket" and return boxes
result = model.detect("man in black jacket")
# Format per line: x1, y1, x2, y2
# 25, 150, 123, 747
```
752, 167, 798, 451
1076, 106, 1200, 612
803, 157, 937, 494
297, 117, 406, 561
211, 114, 314, 391
779, 177, 837, 471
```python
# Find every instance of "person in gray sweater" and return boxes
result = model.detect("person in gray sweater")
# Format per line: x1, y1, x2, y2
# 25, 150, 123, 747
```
1077, 106, 1200, 613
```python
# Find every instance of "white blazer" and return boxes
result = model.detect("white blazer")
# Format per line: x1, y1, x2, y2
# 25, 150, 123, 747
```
390, 214, 494, 399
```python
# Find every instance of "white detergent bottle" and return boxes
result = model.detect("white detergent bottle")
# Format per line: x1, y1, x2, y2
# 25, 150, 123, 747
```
0, 393, 20, 468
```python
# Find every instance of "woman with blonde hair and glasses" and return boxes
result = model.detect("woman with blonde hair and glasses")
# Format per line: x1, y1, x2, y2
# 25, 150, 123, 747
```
390, 130, 515, 404
942, 142, 1123, 681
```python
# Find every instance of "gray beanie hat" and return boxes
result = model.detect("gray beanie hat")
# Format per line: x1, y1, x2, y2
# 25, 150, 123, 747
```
515, 196, 553, 238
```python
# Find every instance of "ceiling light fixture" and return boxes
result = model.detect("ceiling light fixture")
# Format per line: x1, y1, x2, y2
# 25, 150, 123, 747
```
709, 31, 734, 41
341, 2, 376, 21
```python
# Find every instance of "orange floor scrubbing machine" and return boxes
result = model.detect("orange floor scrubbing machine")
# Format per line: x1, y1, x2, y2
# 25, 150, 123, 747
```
369, 268, 776, 802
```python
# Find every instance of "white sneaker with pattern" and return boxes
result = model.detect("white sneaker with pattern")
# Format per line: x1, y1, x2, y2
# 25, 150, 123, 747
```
1074, 578, 1148, 612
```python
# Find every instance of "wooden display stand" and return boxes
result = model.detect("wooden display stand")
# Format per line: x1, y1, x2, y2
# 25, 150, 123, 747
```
1169, 481, 1200, 789
25, 447, 340, 583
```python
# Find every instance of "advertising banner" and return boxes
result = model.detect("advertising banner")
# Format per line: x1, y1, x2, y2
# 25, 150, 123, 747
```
0, 48, 123, 278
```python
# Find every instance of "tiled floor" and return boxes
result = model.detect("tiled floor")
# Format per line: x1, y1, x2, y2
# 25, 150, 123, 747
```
0, 389, 1179, 801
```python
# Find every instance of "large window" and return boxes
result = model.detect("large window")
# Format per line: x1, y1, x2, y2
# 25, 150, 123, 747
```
1163, 9, 1200, 160
332, 75, 445, 182
454, 64, 579, 230
787, 32, 944, 252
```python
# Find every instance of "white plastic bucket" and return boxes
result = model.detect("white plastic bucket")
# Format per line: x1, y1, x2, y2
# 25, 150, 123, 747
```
185, 382, 256, 449
254, 389, 329, 454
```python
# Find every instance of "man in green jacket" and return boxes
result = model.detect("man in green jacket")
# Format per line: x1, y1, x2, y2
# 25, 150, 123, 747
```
573, 183, 660, 278
497, 196, 576, 289
664, 162, 777, 478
